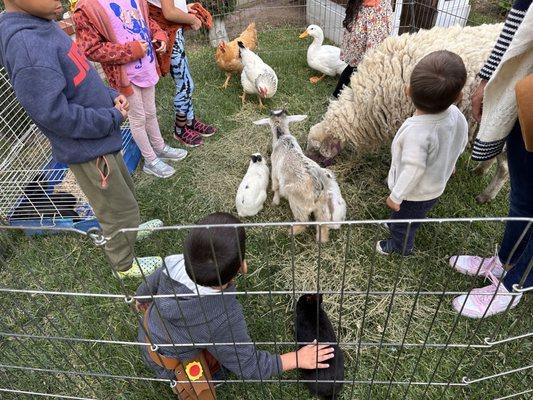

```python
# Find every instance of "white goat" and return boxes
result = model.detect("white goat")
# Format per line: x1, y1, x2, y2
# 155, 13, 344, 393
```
254, 110, 346, 242
235, 153, 270, 217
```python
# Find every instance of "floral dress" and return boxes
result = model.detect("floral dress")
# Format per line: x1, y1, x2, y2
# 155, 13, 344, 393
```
340, 0, 393, 67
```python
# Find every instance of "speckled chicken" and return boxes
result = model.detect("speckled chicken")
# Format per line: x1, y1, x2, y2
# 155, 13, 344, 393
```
215, 23, 258, 89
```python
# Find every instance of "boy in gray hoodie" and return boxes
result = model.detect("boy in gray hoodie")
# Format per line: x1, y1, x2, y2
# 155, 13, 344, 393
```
0, 0, 162, 278
136, 212, 335, 396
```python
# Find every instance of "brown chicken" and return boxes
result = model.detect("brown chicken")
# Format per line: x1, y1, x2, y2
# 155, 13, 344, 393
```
215, 22, 258, 89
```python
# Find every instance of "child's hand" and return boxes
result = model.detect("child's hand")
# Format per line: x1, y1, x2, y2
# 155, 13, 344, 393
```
386, 196, 401, 212
189, 15, 202, 31
471, 79, 488, 123
187, 4, 198, 14
152, 40, 167, 54
114, 95, 130, 112
115, 103, 128, 120
296, 340, 335, 369
135, 301, 151, 313
139, 40, 149, 55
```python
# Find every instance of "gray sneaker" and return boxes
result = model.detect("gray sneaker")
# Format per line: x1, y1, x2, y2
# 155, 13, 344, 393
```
157, 145, 188, 162
143, 158, 175, 178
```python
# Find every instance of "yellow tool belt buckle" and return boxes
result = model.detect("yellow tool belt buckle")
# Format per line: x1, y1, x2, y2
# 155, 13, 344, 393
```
185, 361, 204, 382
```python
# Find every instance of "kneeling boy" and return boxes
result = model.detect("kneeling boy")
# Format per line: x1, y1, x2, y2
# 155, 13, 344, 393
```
136, 212, 334, 398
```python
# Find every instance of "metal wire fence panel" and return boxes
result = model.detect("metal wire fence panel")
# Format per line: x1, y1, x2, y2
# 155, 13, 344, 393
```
184, 0, 475, 50
0, 218, 531, 399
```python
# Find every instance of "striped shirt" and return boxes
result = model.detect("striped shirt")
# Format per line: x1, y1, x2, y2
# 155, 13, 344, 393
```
478, 0, 532, 80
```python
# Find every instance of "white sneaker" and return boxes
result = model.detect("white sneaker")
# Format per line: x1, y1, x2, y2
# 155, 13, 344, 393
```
143, 158, 175, 178
452, 273, 522, 318
449, 254, 505, 279
157, 145, 188, 162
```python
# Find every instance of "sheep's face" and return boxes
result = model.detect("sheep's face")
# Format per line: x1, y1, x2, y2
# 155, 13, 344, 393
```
307, 122, 344, 160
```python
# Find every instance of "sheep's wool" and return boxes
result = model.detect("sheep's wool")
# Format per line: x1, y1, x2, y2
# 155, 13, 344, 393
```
310, 24, 503, 153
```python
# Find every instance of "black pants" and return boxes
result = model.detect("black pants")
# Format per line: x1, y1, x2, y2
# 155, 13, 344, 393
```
389, 198, 439, 255
333, 65, 356, 98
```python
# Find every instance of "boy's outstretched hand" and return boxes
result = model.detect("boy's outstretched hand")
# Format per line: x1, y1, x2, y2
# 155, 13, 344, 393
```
281, 340, 335, 371
386, 196, 401, 212
114, 95, 129, 119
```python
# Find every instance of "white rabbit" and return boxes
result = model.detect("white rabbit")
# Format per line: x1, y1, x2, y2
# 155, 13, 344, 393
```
236, 153, 270, 217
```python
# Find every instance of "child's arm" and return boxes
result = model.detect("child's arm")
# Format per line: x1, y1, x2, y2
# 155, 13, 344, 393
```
12, 67, 123, 140
210, 307, 334, 379
159, 0, 201, 28
280, 340, 335, 371
148, 15, 168, 44
388, 138, 429, 207
73, 8, 146, 65
135, 267, 165, 304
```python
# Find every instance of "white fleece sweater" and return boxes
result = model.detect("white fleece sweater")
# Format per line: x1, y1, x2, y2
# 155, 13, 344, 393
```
388, 105, 468, 204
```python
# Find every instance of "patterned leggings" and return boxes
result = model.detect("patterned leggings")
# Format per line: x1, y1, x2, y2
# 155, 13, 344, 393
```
170, 29, 195, 122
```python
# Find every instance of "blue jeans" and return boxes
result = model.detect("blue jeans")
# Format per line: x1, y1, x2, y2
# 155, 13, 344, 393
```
389, 198, 439, 255
500, 121, 533, 291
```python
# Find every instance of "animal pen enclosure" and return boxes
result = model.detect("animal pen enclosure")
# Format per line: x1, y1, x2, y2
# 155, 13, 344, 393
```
1, 1, 531, 400
0, 219, 531, 399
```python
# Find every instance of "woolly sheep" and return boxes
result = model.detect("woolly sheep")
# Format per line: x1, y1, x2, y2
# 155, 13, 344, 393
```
306, 24, 508, 204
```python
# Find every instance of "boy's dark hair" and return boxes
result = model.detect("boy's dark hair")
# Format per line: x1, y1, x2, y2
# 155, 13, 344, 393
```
184, 212, 246, 287
409, 50, 467, 114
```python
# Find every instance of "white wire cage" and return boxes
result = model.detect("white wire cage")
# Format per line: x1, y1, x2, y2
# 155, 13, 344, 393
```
0, 66, 140, 232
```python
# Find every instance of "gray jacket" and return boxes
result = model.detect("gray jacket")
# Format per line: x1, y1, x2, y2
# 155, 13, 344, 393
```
137, 255, 282, 380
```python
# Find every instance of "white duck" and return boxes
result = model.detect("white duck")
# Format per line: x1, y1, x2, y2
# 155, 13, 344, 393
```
299, 25, 348, 84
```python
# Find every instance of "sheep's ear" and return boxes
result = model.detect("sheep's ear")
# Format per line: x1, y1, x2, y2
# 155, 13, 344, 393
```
286, 115, 307, 124
253, 118, 271, 126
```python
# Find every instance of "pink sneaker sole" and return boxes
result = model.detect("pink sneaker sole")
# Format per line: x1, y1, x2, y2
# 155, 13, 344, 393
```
173, 134, 204, 148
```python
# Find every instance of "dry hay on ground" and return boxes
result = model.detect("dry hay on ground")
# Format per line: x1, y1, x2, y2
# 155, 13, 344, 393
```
191, 107, 442, 348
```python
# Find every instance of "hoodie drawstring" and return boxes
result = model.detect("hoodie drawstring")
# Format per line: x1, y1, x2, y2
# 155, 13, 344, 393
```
95, 155, 110, 189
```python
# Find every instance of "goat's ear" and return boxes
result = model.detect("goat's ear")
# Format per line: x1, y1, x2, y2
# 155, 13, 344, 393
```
286, 115, 308, 124
253, 118, 271, 126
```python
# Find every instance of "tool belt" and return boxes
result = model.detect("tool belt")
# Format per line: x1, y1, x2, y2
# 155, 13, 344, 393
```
144, 311, 218, 399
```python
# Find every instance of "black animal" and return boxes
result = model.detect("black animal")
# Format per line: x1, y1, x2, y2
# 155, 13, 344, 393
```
10, 176, 80, 221
296, 294, 344, 400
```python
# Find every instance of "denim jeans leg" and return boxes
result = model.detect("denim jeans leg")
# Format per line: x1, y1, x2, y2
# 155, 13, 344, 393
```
503, 230, 533, 291
498, 120, 533, 265
389, 198, 439, 254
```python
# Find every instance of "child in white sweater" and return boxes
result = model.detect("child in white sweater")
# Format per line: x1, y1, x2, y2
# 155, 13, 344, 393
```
377, 50, 469, 256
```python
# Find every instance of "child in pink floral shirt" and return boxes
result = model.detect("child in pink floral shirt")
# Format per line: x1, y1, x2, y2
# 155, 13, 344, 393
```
75, 0, 188, 179
333, 0, 392, 98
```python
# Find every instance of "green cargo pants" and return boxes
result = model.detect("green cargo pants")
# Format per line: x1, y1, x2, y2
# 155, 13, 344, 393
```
69, 152, 140, 272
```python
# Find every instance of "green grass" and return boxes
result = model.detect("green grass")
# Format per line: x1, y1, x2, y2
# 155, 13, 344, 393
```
1, 27, 532, 400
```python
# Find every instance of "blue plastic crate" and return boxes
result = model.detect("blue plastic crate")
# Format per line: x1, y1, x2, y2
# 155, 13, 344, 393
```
8, 126, 141, 235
